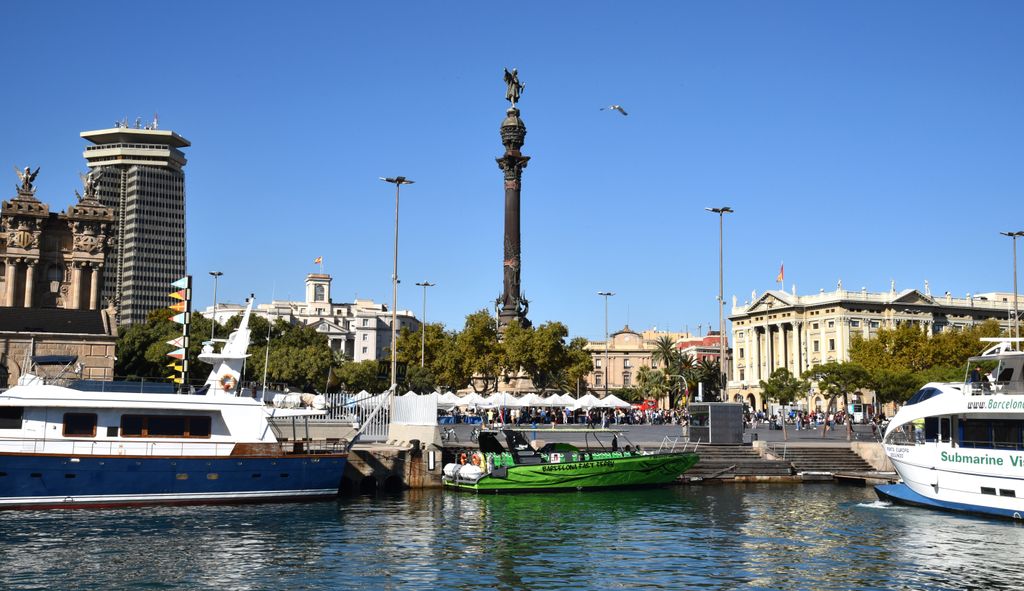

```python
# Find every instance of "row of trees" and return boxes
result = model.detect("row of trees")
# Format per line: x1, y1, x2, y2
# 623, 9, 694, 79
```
117, 308, 595, 395
334, 310, 594, 394
116, 308, 335, 391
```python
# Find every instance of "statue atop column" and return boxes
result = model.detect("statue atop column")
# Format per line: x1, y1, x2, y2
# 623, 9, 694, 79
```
503, 68, 524, 106
496, 68, 531, 332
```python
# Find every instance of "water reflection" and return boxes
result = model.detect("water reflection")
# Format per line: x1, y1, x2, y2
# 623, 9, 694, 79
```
1, 486, 1024, 590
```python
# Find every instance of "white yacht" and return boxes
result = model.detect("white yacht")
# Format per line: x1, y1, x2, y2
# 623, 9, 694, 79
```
0, 298, 347, 509
876, 338, 1024, 519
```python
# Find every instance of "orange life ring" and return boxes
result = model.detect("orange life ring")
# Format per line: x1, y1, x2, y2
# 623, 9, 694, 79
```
220, 375, 237, 392
471, 453, 482, 466
459, 453, 467, 465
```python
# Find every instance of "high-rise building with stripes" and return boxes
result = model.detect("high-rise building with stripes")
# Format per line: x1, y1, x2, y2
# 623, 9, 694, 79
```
82, 121, 190, 326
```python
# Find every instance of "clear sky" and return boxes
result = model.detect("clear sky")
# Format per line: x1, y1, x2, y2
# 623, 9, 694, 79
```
1, 2, 1021, 341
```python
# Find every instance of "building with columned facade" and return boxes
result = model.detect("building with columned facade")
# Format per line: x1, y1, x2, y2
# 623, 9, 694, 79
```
727, 285, 1021, 412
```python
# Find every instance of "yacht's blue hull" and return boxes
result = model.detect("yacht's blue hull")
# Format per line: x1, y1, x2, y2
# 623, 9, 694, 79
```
0, 453, 347, 509
875, 483, 1024, 521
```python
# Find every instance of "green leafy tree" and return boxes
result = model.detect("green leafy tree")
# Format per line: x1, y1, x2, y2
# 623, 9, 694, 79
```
803, 361, 871, 439
870, 368, 921, 406
452, 310, 501, 393
759, 367, 808, 441
333, 359, 388, 393
636, 365, 668, 402
558, 337, 596, 395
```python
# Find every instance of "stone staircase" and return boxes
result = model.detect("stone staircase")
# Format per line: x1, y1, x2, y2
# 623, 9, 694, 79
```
766, 444, 874, 474
684, 444, 793, 480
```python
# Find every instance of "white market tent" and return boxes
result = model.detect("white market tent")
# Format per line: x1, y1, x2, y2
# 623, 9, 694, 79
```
456, 392, 487, 407
572, 393, 601, 409
599, 393, 633, 409
482, 391, 523, 408
518, 392, 544, 407
541, 393, 569, 407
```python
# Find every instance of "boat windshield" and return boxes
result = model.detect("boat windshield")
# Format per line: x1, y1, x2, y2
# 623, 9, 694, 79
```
905, 387, 943, 406
478, 431, 505, 454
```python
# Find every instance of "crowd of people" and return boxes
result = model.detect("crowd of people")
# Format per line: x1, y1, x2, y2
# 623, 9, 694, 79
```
445, 406, 689, 428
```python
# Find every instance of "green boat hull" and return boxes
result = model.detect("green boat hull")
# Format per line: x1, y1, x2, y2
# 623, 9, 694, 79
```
445, 452, 700, 493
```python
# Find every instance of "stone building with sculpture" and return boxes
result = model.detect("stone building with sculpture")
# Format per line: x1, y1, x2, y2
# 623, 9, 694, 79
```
0, 168, 117, 387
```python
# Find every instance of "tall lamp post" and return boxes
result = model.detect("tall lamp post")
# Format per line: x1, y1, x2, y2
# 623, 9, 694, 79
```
705, 206, 733, 400
1002, 231, 1024, 340
415, 281, 435, 368
208, 271, 223, 341
598, 291, 615, 398
381, 176, 415, 390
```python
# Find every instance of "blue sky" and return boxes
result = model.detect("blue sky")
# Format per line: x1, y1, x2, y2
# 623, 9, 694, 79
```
1, 2, 1021, 341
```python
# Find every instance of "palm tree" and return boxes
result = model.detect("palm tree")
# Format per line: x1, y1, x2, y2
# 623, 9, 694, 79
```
651, 336, 679, 372
636, 366, 668, 403
697, 358, 722, 402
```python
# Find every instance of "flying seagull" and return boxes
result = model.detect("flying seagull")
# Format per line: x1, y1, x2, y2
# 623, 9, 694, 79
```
600, 105, 628, 116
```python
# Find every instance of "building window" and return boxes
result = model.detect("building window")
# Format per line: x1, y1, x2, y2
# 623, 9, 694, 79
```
812, 322, 819, 329
314, 285, 325, 302
595, 359, 602, 368
813, 340, 820, 352
362, 319, 368, 327
827, 321, 835, 328
739, 369, 745, 381
850, 320, 860, 328
622, 373, 631, 387
63, 413, 97, 437
828, 339, 835, 351
624, 358, 632, 368
362, 347, 367, 354
739, 347, 745, 359
870, 320, 880, 328
362, 334, 368, 341
595, 375, 602, 387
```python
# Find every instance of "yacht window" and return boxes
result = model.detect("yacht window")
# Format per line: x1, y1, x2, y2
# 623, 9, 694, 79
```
1000, 489, 1016, 497
120, 415, 213, 438
0, 407, 23, 429
981, 487, 996, 496
991, 420, 1022, 450
63, 413, 97, 437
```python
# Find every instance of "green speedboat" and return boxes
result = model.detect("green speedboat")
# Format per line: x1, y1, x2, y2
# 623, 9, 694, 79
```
442, 428, 699, 493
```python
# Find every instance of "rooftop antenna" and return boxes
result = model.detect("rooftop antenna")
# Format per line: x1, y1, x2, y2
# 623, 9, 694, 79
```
152, 112, 159, 130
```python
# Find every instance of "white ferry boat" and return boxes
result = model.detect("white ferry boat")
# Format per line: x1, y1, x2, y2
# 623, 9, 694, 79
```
876, 338, 1024, 519
0, 299, 347, 509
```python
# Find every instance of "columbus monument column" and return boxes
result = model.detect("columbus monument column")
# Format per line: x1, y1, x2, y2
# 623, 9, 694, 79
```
496, 68, 531, 332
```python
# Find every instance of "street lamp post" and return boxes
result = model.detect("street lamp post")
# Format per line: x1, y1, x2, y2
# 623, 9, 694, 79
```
598, 291, 615, 398
208, 271, 223, 341
415, 281, 435, 368
1001, 231, 1024, 340
705, 206, 733, 401
381, 176, 415, 390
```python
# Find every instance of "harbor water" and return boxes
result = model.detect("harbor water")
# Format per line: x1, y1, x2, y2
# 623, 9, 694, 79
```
2, 483, 1022, 590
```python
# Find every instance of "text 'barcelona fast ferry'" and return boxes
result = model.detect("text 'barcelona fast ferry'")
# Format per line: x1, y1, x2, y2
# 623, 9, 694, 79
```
876, 338, 1024, 519
0, 299, 347, 509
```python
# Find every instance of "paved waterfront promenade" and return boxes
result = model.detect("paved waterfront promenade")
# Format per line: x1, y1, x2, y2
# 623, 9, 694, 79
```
438, 421, 880, 447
